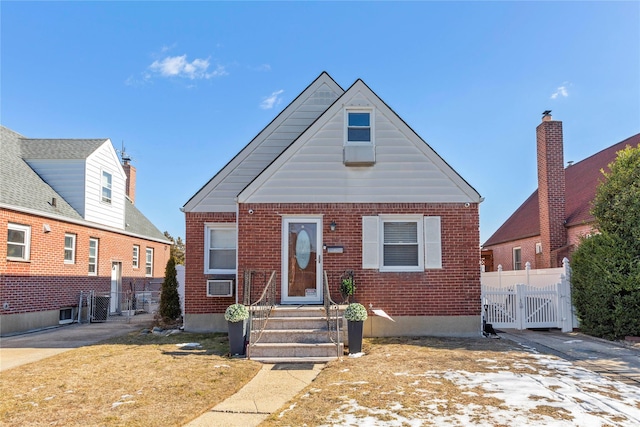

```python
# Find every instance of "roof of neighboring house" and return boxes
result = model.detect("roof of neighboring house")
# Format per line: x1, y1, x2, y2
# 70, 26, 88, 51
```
1, 125, 169, 243
483, 132, 640, 247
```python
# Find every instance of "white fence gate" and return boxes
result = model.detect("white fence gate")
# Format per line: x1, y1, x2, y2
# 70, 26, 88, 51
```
481, 258, 576, 332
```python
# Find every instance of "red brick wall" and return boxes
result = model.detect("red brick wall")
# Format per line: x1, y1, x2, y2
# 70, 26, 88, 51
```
1, 209, 170, 315
185, 203, 481, 318
184, 211, 237, 315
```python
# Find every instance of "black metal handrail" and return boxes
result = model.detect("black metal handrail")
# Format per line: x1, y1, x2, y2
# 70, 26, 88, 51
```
323, 270, 341, 358
247, 270, 277, 357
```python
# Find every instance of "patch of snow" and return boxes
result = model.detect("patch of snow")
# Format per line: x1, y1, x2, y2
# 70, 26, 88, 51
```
348, 352, 365, 358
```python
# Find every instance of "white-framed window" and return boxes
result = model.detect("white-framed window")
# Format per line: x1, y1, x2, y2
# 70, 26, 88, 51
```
88, 238, 99, 275
101, 170, 112, 204
513, 247, 522, 270
145, 248, 154, 277
64, 233, 76, 264
362, 215, 442, 272
205, 223, 237, 274
346, 110, 373, 144
7, 223, 31, 261
132, 245, 140, 268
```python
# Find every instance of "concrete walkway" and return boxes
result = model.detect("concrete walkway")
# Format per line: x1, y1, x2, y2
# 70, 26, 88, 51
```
500, 328, 640, 388
184, 362, 324, 426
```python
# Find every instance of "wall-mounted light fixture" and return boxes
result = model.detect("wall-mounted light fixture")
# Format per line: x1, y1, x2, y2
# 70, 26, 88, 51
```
330, 220, 337, 232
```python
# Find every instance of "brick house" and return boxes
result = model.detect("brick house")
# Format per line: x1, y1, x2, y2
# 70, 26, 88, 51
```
1, 126, 171, 335
183, 72, 483, 337
482, 113, 640, 271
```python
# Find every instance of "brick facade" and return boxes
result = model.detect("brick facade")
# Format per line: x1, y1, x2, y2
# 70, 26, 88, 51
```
1, 209, 170, 317
185, 203, 480, 318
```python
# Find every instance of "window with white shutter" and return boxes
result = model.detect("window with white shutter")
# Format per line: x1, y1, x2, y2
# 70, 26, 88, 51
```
362, 215, 442, 271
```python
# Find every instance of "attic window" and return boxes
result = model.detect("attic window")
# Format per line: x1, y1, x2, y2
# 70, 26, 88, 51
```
344, 109, 375, 166
347, 112, 371, 143
101, 171, 112, 204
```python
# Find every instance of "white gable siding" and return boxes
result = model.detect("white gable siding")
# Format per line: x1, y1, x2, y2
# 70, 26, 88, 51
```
186, 79, 342, 213
23, 159, 86, 216
239, 107, 478, 204
84, 141, 126, 229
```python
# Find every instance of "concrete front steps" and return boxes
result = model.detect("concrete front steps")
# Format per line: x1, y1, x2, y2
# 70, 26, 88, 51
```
248, 305, 343, 363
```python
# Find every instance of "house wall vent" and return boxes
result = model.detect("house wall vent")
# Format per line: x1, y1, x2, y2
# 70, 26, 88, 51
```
207, 279, 234, 297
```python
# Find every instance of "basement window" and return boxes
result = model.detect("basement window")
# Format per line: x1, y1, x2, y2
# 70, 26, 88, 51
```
59, 307, 74, 324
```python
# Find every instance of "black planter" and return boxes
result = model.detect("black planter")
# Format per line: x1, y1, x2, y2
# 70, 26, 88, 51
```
228, 320, 245, 356
347, 320, 364, 354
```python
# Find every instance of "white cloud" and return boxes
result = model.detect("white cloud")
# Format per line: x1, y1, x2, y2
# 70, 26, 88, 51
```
550, 85, 569, 99
148, 55, 227, 80
260, 89, 284, 110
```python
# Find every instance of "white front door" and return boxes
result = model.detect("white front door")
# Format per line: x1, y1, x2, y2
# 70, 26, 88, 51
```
110, 262, 122, 313
282, 217, 323, 304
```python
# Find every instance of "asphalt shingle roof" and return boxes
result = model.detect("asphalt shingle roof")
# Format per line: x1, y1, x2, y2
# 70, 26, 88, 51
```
483, 132, 640, 247
1, 125, 168, 243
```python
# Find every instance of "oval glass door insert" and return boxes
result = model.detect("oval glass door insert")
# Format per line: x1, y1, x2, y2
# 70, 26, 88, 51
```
295, 229, 311, 269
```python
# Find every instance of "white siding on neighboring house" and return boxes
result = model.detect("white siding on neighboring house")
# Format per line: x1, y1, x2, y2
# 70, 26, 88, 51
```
184, 75, 343, 213
238, 83, 482, 204
22, 159, 87, 216
84, 141, 126, 229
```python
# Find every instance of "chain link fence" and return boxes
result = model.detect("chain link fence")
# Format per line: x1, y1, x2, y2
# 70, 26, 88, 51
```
77, 290, 161, 324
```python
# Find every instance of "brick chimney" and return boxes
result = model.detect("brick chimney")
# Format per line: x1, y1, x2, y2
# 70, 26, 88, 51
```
122, 159, 136, 204
536, 112, 566, 268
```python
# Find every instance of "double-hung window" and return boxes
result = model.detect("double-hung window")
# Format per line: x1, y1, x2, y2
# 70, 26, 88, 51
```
101, 171, 112, 204
132, 245, 140, 269
362, 215, 442, 272
88, 238, 99, 275
205, 223, 237, 274
347, 111, 371, 143
145, 248, 154, 277
344, 109, 375, 165
7, 223, 31, 261
513, 247, 522, 270
64, 233, 76, 264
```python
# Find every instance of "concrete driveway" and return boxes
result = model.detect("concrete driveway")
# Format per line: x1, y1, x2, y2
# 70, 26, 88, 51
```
500, 328, 640, 388
0, 314, 153, 372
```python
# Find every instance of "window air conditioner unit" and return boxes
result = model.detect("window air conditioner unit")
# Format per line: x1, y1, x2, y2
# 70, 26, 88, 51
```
207, 279, 234, 297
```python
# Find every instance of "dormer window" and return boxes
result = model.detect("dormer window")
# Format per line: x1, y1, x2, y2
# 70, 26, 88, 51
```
101, 171, 112, 204
344, 109, 375, 166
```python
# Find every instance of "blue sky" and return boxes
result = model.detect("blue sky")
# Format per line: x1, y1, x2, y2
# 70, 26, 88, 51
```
2, 1, 639, 244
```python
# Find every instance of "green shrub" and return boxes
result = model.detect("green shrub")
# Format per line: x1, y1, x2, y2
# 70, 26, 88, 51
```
159, 257, 182, 323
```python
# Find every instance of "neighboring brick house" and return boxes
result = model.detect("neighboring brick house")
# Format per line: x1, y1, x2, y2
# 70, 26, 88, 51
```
182, 72, 483, 337
482, 113, 640, 271
1, 126, 171, 335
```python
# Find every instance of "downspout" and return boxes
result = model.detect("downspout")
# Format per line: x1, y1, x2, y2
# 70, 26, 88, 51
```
235, 197, 240, 305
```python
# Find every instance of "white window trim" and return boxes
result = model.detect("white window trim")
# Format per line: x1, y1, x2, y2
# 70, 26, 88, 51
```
204, 223, 237, 275
344, 108, 375, 146
363, 215, 442, 272
145, 247, 154, 277
101, 169, 112, 205
513, 247, 522, 270
64, 233, 76, 264
7, 223, 31, 261
88, 238, 99, 276
379, 214, 424, 272
132, 245, 140, 269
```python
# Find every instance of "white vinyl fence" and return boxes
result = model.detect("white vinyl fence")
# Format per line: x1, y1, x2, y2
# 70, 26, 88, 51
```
481, 258, 577, 332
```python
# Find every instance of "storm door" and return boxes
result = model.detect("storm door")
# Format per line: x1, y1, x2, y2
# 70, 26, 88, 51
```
281, 217, 323, 304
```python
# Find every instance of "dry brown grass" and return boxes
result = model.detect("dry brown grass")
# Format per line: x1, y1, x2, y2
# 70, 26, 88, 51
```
257, 336, 590, 426
0, 331, 261, 427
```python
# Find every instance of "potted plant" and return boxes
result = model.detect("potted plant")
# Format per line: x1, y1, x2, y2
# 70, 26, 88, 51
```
225, 303, 249, 356
344, 302, 368, 354
340, 271, 356, 303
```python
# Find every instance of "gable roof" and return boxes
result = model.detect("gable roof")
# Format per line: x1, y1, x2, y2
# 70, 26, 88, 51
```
483, 132, 640, 247
1, 125, 169, 243
183, 71, 344, 212
238, 78, 482, 204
